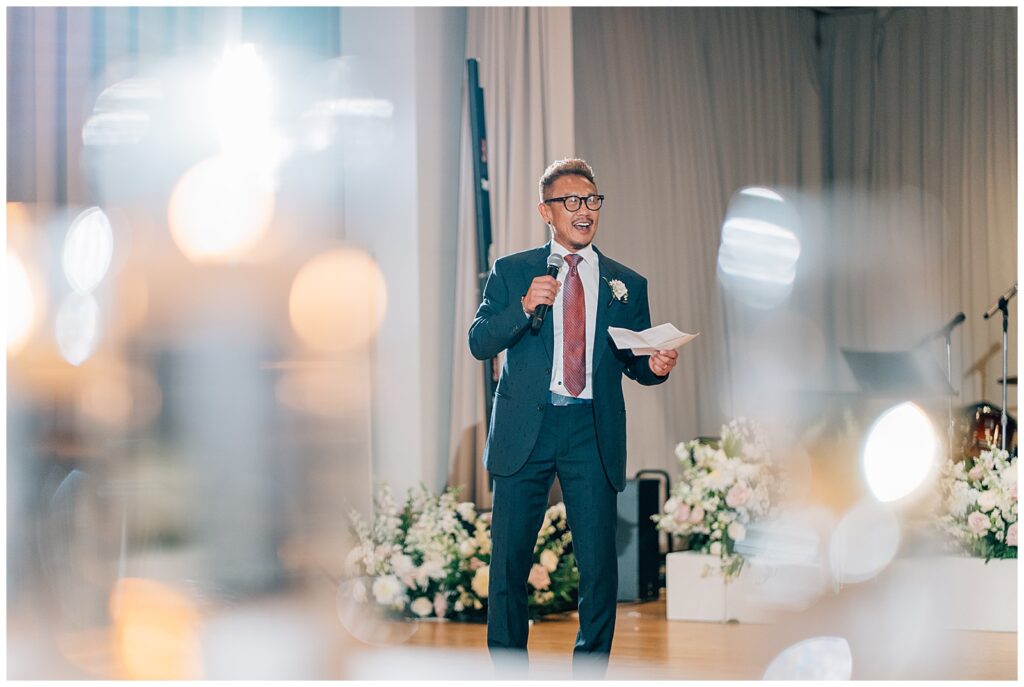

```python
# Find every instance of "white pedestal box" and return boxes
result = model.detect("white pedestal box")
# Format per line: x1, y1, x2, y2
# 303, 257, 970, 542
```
665, 551, 781, 623
892, 556, 1017, 633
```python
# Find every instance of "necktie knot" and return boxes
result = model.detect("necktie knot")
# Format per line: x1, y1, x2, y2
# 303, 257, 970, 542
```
565, 253, 581, 271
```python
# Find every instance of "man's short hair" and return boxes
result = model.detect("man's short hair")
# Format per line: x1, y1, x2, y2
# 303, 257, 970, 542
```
538, 158, 596, 201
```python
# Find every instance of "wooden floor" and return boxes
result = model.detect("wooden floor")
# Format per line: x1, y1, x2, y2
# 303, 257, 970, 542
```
341, 591, 1018, 681
8, 586, 1017, 679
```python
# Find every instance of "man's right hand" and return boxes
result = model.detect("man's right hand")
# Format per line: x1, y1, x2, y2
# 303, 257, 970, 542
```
522, 276, 560, 315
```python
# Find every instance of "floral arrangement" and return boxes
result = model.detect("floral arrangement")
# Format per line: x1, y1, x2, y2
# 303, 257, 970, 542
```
653, 418, 778, 580
936, 446, 1018, 560
346, 484, 579, 621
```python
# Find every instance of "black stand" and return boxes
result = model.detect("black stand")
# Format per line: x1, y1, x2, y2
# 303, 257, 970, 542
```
984, 282, 1016, 452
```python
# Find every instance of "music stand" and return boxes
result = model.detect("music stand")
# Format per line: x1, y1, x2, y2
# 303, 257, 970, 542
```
841, 348, 956, 398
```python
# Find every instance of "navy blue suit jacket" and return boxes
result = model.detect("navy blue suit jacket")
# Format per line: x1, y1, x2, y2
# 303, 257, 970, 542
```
468, 242, 668, 492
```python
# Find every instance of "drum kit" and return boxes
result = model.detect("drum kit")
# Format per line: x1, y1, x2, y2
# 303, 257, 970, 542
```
840, 281, 1017, 461
951, 282, 1017, 460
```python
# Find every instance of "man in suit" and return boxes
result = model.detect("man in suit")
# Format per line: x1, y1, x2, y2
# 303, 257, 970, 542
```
468, 158, 678, 674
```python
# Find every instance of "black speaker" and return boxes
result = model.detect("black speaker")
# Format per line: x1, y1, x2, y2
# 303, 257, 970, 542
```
615, 478, 661, 602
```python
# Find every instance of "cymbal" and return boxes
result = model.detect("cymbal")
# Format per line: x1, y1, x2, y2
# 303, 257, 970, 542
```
998, 376, 1017, 385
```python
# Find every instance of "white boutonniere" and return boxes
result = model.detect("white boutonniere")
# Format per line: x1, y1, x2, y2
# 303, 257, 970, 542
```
604, 278, 628, 305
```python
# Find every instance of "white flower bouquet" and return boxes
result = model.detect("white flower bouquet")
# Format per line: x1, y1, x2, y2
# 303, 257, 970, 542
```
936, 446, 1018, 560
653, 418, 778, 580
347, 484, 579, 621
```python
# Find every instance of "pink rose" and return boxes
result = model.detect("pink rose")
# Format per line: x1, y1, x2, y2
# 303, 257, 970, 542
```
968, 465, 984, 482
433, 592, 448, 618
1007, 523, 1018, 547
469, 557, 485, 570
689, 505, 705, 524
967, 511, 991, 536
528, 564, 551, 590
726, 484, 752, 508
673, 503, 691, 523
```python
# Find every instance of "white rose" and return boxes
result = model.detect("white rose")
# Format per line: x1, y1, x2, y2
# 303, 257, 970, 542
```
540, 549, 559, 572
457, 502, 477, 521
709, 541, 722, 555
978, 492, 997, 512
675, 442, 692, 462
459, 539, 477, 557
391, 552, 414, 577
663, 497, 678, 514
372, 575, 402, 605
410, 596, 434, 617
727, 522, 746, 542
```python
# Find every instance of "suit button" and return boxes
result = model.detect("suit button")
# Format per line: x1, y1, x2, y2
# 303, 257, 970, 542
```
537, 404, 544, 411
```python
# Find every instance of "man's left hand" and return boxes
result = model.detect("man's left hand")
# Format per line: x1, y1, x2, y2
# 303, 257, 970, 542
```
649, 349, 678, 377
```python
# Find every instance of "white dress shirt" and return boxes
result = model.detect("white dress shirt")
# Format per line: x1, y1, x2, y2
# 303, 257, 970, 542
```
549, 242, 599, 399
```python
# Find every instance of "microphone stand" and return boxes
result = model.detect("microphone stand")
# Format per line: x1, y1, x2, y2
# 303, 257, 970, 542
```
998, 298, 1011, 451
984, 283, 1017, 451
944, 329, 954, 461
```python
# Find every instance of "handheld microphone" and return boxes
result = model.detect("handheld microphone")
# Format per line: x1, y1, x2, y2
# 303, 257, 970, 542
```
983, 283, 1017, 319
530, 254, 564, 332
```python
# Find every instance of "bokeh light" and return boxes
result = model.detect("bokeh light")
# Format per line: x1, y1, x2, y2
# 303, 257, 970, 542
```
763, 636, 853, 680
81, 77, 160, 147
717, 186, 802, 309
76, 360, 163, 430
829, 498, 901, 585
168, 155, 276, 264
335, 577, 418, 646
62, 207, 114, 293
288, 247, 387, 352
7, 252, 37, 354
109, 577, 202, 680
862, 402, 938, 502
207, 43, 288, 170
55, 292, 102, 366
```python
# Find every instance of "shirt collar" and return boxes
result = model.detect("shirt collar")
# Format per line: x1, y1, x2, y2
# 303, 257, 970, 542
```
550, 241, 597, 265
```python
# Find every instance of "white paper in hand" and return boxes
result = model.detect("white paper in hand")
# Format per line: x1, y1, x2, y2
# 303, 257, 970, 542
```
607, 323, 698, 356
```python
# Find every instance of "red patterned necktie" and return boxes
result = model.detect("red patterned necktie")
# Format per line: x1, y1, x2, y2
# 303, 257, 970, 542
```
562, 254, 586, 397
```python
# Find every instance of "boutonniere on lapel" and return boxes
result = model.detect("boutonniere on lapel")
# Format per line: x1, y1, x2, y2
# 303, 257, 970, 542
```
603, 277, 629, 306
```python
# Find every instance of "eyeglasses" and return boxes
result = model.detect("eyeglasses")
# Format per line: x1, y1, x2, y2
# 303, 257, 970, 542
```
543, 194, 605, 212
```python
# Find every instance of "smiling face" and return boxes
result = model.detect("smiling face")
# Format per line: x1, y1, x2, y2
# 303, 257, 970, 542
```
537, 174, 600, 252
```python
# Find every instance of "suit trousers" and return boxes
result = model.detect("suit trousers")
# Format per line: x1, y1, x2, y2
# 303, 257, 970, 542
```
487, 402, 619, 674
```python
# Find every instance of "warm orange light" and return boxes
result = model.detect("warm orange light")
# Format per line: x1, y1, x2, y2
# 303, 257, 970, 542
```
288, 247, 387, 352
109, 577, 202, 680
168, 155, 275, 263
77, 360, 162, 430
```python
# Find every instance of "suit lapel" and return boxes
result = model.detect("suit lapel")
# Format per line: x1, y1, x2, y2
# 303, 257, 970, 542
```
594, 246, 616, 373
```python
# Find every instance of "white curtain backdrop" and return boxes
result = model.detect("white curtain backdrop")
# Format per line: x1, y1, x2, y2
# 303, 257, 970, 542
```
573, 7, 826, 476
447, 8, 575, 506
821, 7, 1017, 406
